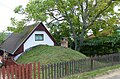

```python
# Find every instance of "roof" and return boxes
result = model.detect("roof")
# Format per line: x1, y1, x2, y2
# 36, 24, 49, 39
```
0, 23, 57, 54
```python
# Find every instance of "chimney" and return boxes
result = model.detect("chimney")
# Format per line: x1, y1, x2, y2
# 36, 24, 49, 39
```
61, 37, 68, 48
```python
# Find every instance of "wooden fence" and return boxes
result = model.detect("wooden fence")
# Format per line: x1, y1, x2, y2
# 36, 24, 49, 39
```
0, 53, 120, 79
0, 62, 40, 79
41, 53, 120, 79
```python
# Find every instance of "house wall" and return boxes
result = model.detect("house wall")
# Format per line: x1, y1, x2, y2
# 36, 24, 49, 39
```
24, 31, 54, 51
14, 44, 24, 56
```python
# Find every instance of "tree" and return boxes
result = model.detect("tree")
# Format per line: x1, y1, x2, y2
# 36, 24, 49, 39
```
0, 31, 6, 44
8, 0, 119, 51
7, 18, 25, 33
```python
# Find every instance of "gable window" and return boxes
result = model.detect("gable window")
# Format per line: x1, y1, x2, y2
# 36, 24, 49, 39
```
35, 34, 44, 41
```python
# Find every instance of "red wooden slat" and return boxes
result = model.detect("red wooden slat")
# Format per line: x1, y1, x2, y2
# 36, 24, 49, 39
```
2, 67, 5, 79
0, 68, 1, 79
34, 62, 36, 79
11, 65, 14, 79
28, 63, 32, 79
38, 62, 40, 79
6, 66, 10, 79
18, 65, 21, 79
15, 65, 19, 79
25, 64, 28, 79
17, 65, 19, 79
22, 64, 25, 79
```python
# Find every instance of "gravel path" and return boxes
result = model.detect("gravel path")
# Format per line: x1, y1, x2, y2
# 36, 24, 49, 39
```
93, 68, 120, 79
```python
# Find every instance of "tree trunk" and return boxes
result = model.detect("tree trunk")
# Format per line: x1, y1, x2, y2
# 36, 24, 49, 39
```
64, 11, 78, 50
77, 26, 86, 51
69, 22, 78, 50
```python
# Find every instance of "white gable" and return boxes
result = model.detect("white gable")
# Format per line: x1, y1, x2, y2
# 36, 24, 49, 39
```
24, 31, 54, 51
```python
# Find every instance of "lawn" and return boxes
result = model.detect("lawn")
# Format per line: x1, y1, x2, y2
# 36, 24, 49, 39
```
62, 64, 120, 79
16, 45, 87, 64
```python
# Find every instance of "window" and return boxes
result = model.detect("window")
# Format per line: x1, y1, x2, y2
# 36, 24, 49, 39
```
35, 34, 44, 41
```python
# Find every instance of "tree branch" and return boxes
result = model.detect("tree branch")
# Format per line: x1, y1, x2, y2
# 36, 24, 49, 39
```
89, 0, 113, 27
47, 17, 65, 25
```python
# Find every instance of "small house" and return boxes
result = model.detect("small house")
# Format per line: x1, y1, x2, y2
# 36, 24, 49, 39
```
0, 23, 57, 60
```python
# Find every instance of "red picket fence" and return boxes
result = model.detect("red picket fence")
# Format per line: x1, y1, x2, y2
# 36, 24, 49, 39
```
3, 58, 18, 67
0, 62, 40, 79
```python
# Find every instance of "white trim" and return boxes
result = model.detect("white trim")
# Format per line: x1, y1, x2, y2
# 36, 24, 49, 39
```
14, 53, 23, 60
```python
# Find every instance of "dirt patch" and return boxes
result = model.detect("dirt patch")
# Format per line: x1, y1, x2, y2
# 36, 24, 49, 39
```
91, 68, 120, 79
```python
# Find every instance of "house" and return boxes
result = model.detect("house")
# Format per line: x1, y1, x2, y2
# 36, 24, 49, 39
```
0, 22, 57, 60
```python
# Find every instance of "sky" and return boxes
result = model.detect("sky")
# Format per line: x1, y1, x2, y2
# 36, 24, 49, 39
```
0, 0, 120, 32
0, 0, 29, 32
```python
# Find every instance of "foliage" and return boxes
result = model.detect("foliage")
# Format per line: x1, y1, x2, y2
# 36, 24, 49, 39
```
17, 45, 87, 64
9, 0, 120, 50
7, 18, 26, 33
0, 31, 6, 44
81, 35, 120, 56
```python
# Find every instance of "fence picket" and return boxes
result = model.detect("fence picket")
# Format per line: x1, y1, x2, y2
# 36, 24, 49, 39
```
29, 63, 32, 79
2, 66, 5, 79
45, 65, 47, 79
54, 64, 56, 79
51, 64, 53, 79
62, 62, 64, 77
25, 64, 28, 79
59, 63, 62, 78
18, 65, 21, 79
56, 63, 59, 78
38, 62, 40, 79
11, 65, 15, 79
33, 62, 36, 79
21, 64, 25, 79
42, 65, 44, 79
48, 64, 50, 79
14, 65, 18, 79
6, 66, 10, 79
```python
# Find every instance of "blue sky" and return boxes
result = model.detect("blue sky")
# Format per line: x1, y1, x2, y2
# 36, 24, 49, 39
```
0, 0, 29, 32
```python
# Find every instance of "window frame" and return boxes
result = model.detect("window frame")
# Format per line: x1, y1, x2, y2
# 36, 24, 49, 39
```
35, 34, 44, 41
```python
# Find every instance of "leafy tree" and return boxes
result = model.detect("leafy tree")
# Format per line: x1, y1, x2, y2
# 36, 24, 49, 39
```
82, 35, 120, 56
8, 0, 119, 51
7, 18, 25, 33
0, 31, 6, 44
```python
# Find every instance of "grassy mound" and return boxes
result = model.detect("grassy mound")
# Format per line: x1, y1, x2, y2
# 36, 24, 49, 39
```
17, 45, 87, 64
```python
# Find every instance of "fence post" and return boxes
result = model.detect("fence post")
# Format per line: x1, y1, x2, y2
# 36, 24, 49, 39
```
28, 63, 32, 79
33, 62, 36, 79
65, 62, 68, 76
53, 63, 56, 79
6, 66, 10, 79
111, 54, 114, 66
91, 57, 94, 70
21, 64, 25, 79
42, 65, 44, 79
48, 64, 50, 79
2, 66, 5, 79
25, 64, 28, 79
118, 53, 120, 64
11, 65, 14, 79
51, 64, 53, 79
56, 63, 59, 78
45, 65, 47, 79
38, 62, 40, 79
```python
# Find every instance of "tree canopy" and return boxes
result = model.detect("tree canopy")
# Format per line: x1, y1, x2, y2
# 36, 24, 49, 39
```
8, 0, 120, 50
0, 31, 6, 44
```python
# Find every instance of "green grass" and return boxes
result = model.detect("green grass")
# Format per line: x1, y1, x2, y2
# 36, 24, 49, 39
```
62, 64, 120, 79
17, 45, 87, 64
